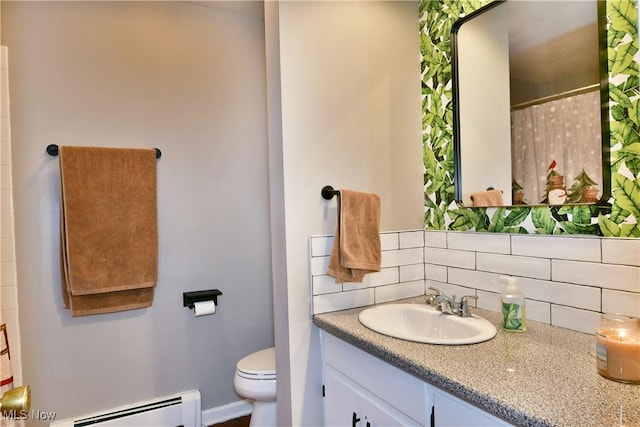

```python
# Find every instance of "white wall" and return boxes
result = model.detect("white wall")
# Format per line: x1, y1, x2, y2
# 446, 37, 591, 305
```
266, 1, 423, 424
2, 1, 273, 421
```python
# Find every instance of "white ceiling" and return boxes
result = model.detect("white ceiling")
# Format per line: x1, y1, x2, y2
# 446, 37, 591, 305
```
508, 0, 597, 56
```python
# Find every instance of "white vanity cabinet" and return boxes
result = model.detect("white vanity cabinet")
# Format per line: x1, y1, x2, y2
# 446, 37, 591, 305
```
431, 387, 512, 426
321, 331, 426, 426
323, 366, 420, 426
320, 331, 513, 427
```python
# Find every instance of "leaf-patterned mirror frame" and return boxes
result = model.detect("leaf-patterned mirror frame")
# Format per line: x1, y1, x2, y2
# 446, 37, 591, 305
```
421, 0, 639, 236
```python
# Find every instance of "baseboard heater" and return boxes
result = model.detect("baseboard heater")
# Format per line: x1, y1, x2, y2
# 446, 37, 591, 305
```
50, 390, 201, 427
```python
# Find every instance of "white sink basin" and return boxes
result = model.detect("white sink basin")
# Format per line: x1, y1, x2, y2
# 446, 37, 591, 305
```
358, 303, 497, 345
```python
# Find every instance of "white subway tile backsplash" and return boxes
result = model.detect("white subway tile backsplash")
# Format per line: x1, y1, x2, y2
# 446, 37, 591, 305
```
602, 238, 640, 266
399, 230, 424, 249
477, 253, 550, 279
552, 260, 640, 292
343, 267, 399, 291
310, 255, 330, 276
476, 290, 500, 312
309, 230, 640, 336
448, 268, 503, 293
525, 299, 551, 325
426, 280, 475, 303
425, 263, 447, 282
375, 280, 424, 304
516, 277, 601, 311
424, 230, 447, 248
380, 232, 399, 250
313, 275, 341, 295
313, 288, 374, 315
311, 236, 333, 257
400, 264, 424, 283
602, 290, 640, 317
424, 247, 475, 269
382, 247, 423, 268
512, 235, 601, 262
447, 232, 510, 254
477, 289, 552, 324
551, 305, 600, 335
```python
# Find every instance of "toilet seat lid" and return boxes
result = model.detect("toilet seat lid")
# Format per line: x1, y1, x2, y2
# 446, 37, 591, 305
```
237, 347, 276, 377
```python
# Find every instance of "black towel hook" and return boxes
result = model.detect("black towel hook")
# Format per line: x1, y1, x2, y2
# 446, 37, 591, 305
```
321, 185, 340, 200
46, 144, 162, 159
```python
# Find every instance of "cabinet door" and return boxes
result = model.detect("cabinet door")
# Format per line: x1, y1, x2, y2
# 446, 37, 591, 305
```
324, 366, 364, 427
362, 393, 421, 427
323, 366, 421, 427
432, 388, 512, 427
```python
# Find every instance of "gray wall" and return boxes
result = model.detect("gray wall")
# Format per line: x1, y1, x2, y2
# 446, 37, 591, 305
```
2, 1, 273, 420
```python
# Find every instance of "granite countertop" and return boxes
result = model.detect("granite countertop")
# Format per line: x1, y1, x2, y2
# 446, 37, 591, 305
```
313, 297, 640, 427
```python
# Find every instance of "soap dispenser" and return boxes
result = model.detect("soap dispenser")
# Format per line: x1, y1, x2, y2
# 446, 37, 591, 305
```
501, 276, 526, 332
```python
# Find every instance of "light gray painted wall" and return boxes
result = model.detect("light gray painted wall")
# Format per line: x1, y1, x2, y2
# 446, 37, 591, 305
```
267, 1, 424, 424
2, 1, 273, 420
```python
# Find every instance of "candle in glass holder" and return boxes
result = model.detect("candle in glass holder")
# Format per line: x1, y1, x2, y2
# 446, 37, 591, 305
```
596, 314, 640, 383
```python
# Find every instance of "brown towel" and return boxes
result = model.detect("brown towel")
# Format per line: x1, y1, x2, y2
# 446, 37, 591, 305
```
327, 189, 381, 283
60, 146, 158, 316
470, 189, 504, 207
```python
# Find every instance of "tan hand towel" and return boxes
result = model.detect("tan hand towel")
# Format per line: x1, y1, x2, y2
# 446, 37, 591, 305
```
327, 189, 381, 284
59, 146, 158, 316
470, 189, 504, 207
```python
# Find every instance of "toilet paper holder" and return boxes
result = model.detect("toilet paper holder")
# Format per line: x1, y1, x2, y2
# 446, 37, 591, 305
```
183, 289, 222, 309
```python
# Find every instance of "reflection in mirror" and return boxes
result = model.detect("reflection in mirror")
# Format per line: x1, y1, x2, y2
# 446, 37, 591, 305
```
452, 0, 609, 208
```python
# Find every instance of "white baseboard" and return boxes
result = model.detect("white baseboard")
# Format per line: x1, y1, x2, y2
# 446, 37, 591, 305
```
201, 399, 252, 426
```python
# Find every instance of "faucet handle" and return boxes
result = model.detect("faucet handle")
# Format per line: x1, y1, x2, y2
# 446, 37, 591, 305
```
459, 295, 478, 317
426, 287, 443, 306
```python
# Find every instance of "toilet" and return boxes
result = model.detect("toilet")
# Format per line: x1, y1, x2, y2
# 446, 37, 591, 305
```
233, 347, 276, 427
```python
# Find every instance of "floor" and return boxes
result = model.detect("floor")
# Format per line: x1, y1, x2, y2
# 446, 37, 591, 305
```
210, 415, 251, 427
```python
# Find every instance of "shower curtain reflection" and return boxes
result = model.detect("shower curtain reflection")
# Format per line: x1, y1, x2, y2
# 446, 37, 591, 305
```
511, 90, 602, 205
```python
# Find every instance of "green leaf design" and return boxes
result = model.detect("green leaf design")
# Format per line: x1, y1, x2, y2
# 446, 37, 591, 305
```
420, 0, 637, 235
502, 303, 522, 330
488, 208, 506, 232
612, 173, 640, 217
617, 142, 640, 175
599, 214, 621, 237
609, 1, 638, 36
532, 208, 557, 235
611, 43, 638, 75
504, 207, 531, 227
571, 206, 593, 225
560, 221, 600, 236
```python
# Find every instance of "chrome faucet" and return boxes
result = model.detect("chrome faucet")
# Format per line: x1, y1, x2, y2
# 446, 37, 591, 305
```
426, 286, 478, 317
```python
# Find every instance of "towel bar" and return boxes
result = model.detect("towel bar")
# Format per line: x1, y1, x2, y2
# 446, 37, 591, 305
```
46, 144, 162, 159
321, 185, 340, 200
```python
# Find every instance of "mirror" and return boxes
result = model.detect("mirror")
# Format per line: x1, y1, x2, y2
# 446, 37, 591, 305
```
451, 0, 610, 208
